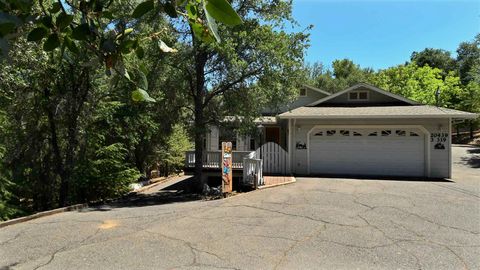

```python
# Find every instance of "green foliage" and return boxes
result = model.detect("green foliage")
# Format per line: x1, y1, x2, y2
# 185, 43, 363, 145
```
371, 63, 462, 106
72, 143, 140, 202
0, 17, 190, 219
456, 34, 480, 85
306, 59, 374, 93
153, 125, 192, 176
410, 48, 457, 74
0, 0, 242, 102
205, 0, 243, 26
0, 141, 21, 220
132, 0, 154, 18
458, 82, 480, 113
132, 88, 155, 102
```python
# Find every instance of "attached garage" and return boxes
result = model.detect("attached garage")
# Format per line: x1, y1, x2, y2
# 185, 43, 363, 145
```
308, 126, 427, 177
278, 83, 478, 179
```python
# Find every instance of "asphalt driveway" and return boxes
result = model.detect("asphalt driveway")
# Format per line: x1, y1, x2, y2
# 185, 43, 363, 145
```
1, 145, 479, 269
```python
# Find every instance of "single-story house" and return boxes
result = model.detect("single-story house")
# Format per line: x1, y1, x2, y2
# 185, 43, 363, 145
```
185, 83, 477, 179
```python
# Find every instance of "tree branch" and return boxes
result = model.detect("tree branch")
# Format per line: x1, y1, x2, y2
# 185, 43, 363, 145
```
204, 67, 262, 105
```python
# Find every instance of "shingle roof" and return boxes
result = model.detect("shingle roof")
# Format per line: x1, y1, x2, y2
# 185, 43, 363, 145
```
278, 105, 478, 119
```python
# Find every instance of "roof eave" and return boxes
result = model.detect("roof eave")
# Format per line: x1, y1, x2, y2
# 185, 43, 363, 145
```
278, 114, 478, 119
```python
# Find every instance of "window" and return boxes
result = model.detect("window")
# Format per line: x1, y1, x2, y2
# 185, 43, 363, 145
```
358, 92, 368, 100
299, 88, 306, 96
249, 138, 256, 150
348, 91, 369, 101
326, 130, 336, 136
381, 130, 392, 136
314, 131, 323, 136
410, 131, 420, 137
340, 130, 350, 136
368, 131, 378, 136
218, 128, 237, 150
395, 130, 406, 136
352, 131, 362, 136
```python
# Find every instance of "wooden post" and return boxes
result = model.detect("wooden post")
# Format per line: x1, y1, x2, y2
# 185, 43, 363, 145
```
221, 142, 233, 194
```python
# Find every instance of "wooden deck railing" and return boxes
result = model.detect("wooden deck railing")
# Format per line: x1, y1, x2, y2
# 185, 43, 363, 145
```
185, 150, 254, 169
185, 150, 264, 188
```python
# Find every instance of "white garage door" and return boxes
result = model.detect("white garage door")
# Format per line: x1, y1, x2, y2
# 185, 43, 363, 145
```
309, 127, 425, 177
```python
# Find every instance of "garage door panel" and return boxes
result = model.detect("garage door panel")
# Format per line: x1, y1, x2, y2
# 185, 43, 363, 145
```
309, 127, 425, 177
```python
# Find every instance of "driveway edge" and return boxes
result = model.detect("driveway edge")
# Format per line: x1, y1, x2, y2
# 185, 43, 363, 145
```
0, 203, 88, 229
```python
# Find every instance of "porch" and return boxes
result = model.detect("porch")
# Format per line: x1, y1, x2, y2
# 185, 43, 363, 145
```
184, 142, 292, 189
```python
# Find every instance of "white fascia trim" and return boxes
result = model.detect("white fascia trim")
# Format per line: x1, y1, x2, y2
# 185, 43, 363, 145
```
307, 83, 420, 107
279, 114, 478, 119
305, 124, 431, 178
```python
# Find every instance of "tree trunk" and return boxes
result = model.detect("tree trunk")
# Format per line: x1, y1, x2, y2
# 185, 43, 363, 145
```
191, 39, 208, 193
44, 88, 68, 207
193, 98, 206, 192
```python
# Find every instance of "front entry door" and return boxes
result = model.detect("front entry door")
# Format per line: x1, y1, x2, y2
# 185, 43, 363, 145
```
265, 127, 280, 145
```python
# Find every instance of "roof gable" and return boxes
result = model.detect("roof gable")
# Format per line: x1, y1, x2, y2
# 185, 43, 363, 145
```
307, 83, 419, 107
302, 84, 331, 96
261, 85, 331, 115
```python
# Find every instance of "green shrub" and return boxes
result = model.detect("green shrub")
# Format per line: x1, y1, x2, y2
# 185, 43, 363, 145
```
72, 143, 140, 203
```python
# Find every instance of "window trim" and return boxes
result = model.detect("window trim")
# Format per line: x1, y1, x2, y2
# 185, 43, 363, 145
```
299, 88, 307, 97
348, 91, 369, 101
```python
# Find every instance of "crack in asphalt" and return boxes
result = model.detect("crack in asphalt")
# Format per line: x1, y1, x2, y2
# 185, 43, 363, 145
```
241, 234, 298, 242
432, 183, 480, 199
142, 229, 242, 270
0, 232, 24, 246
222, 204, 366, 228
272, 223, 327, 270
372, 205, 479, 235
348, 189, 479, 236
32, 246, 66, 270
357, 214, 423, 269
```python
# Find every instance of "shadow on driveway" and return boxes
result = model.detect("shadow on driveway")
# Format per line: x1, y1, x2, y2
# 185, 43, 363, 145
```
462, 149, 480, 168
85, 177, 203, 212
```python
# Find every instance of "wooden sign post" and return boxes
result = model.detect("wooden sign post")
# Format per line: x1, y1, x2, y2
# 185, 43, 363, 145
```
221, 142, 233, 194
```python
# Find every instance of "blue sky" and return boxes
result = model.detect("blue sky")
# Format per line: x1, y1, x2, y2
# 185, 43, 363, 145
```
290, 0, 479, 70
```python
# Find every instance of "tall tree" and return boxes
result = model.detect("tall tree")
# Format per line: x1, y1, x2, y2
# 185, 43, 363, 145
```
170, 0, 309, 191
410, 48, 457, 74
455, 34, 480, 137
456, 82, 480, 138
371, 63, 462, 107
307, 59, 374, 93
456, 34, 480, 85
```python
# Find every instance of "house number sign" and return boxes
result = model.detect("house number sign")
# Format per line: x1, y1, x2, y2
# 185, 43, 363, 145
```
221, 142, 233, 193
431, 132, 448, 150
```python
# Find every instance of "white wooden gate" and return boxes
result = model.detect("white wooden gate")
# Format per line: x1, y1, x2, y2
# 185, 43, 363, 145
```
255, 142, 287, 175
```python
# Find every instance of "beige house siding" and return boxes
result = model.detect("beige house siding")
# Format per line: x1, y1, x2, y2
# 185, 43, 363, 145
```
209, 126, 219, 151
289, 118, 451, 178
208, 126, 253, 151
